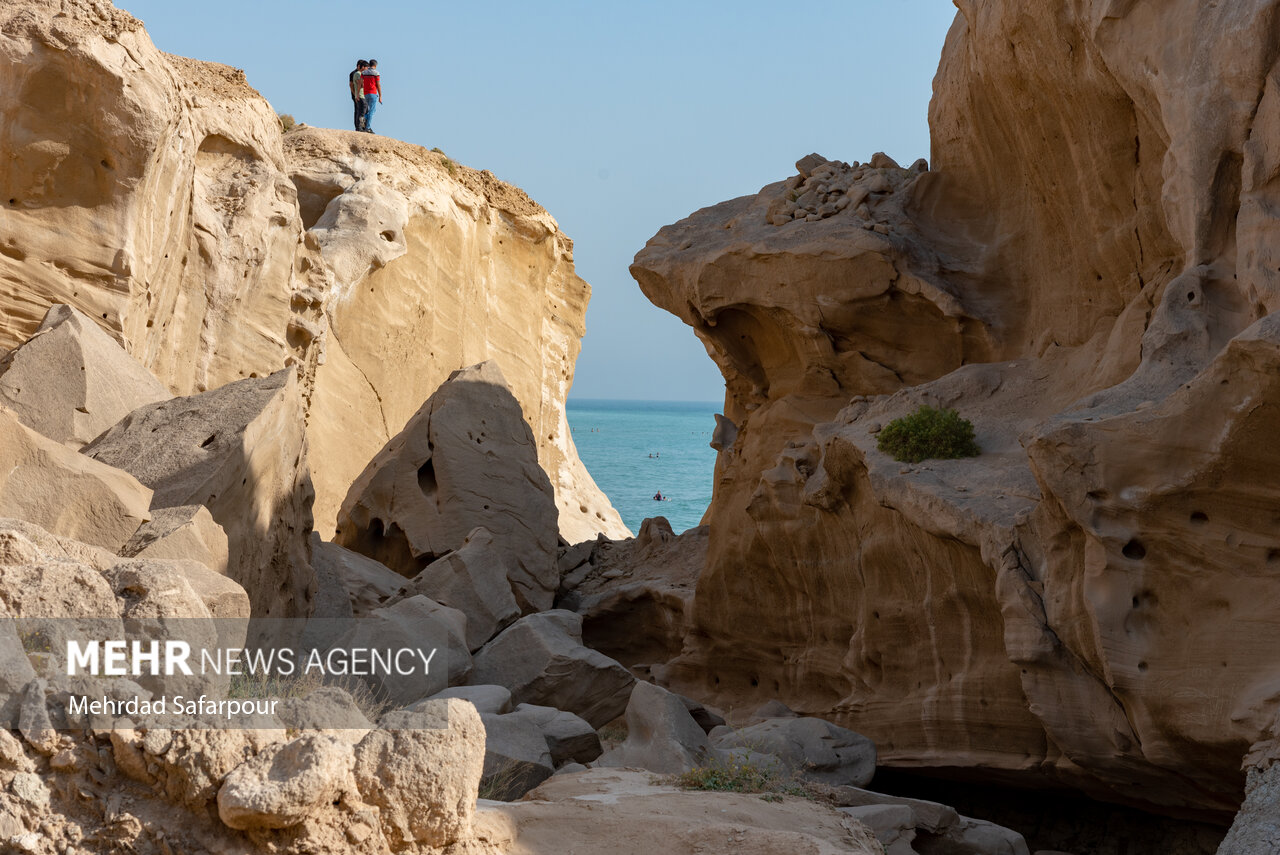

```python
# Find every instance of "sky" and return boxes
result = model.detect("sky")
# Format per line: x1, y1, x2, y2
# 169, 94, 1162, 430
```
120, 1, 959, 403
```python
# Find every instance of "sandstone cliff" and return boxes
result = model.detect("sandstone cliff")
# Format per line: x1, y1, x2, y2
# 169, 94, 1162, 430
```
284, 129, 625, 542
633, 0, 1280, 820
0, 0, 623, 545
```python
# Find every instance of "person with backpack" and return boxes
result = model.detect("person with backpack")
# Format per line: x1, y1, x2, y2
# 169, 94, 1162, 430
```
349, 60, 368, 131
361, 59, 383, 133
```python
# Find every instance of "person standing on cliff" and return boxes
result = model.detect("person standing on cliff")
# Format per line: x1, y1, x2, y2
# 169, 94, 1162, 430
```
349, 60, 368, 131
361, 59, 382, 133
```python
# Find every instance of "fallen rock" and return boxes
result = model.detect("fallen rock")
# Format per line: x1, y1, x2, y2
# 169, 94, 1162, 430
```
839, 804, 916, 855
419, 685, 513, 716
0, 407, 153, 552
945, 815, 1032, 855
310, 535, 405, 617
597, 681, 716, 774
796, 153, 831, 177
389, 526, 520, 651
470, 610, 634, 728
830, 785, 959, 834
217, 734, 355, 830
557, 518, 707, 678
342, 595, 472, 706
0, 304, 171, 448
477, 710, 555, 801
84, 369, 315, 619
353, 700, 485, 850
335, 361, 560, 613
710, 716, 876, 787
510, 703, 602, 767
119, 505, 230, 576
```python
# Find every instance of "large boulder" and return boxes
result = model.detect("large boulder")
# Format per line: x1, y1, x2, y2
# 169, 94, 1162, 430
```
0, 304, 171, 448
470, 610, 635, 729
710, 716, 876, 788
389, 526, 521, 651
335, 361, 559, 613
0, 407, 152, 552
84, 369, 315, 619
597, 681, 716, 775
217, 734, 355, 831
479, 702, 601, 800
119, 505, 230, 576
353, 700, 486, 850
340, 596, 471, 706
310, 536, 405, 618
478, 710, 556, 801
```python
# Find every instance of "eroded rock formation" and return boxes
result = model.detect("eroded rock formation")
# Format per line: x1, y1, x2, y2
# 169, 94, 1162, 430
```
633, 0, 1280, 822
0, 0, 623, 548
284, 128, 626, 543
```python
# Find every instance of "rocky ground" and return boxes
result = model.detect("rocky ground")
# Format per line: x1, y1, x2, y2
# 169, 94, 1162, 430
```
0, 0, 1275, 853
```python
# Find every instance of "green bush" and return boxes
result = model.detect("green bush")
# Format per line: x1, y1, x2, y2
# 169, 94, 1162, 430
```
876, 405, 980, 463
673, 755, 809, 800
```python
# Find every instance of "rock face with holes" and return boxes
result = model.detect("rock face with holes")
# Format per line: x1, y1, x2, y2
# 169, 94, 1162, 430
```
0, 0, 323, 395
85, 370, 315, 619
283, 127, 627, 544
633, 0, 1280, 821
334, 361, 559, 614
0, 0, 624, 554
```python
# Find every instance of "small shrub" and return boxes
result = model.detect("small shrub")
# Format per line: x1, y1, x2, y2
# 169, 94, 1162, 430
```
278, 113, 297, 133
875, 405, 980, 463
675, 755, 775, 793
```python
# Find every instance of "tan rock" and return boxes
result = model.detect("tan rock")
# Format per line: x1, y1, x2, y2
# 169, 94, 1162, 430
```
119, 504, 230, 576
353, 699, 485, 850
557, 518, 706, 679
596, 681, 715, 775
104, 556, 249, 621
631, 0, 1280, 821
0, 1, 319, 395
0, 408, 152, 553
469, 610, 635, 729
340, 595, 472, 706
335, 361, 559, 613
389, 527, 521, 651
285, 129, 625, 545
493, 768, 883, 855
217, 734, 356, 830
0, 304, 170, 448
311, 535, 404, 617
84, 369, 315, 619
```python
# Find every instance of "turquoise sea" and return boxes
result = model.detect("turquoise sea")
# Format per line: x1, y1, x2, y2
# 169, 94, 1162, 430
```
566, 399, 721, 535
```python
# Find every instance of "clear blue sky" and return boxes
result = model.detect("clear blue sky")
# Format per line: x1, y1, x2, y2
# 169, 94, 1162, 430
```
121, 1, 958, 403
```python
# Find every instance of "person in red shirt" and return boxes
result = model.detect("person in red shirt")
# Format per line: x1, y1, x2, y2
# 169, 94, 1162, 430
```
361, 60, 383, 133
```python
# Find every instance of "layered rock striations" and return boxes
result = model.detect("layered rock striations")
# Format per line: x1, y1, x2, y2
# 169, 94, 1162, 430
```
0, 0, 319, 394
283, 128, 626, 543
633, 0, 1280, 819
0, 0, 623, 546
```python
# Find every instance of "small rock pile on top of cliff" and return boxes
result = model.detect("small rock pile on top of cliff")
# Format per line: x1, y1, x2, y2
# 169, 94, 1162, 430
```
630, 0, 1280, 834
